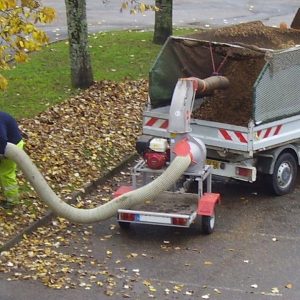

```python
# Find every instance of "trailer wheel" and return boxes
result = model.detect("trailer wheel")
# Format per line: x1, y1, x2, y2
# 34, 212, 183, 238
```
201, 214, 215, 234
267, 152, 297, 196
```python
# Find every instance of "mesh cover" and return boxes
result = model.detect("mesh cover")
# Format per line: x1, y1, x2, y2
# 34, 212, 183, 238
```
254, 47, 300, 124
266, 47, 300, 74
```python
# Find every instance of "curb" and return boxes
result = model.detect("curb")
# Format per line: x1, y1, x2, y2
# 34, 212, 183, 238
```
0, 154, 137, 252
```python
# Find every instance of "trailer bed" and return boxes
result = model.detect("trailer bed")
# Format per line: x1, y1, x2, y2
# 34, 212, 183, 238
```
118, 192, 199, 228
130, 192, 198, 214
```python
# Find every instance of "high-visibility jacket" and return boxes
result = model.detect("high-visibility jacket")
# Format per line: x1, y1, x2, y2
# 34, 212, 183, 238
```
0, 111, 22, 155
0, 112, 23, 203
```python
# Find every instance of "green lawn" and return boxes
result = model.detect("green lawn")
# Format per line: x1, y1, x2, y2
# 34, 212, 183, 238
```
0, 28, 196, 119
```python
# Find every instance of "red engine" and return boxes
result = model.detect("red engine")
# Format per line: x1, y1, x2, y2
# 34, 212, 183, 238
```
144, 151, 168, 169
136, 136, 170, 170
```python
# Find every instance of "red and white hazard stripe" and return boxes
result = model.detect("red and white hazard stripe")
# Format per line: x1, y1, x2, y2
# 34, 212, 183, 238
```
256, 125, 282, 139
218, 129, 248, 143
144, 117, 169, 129
218, 125, 283, 144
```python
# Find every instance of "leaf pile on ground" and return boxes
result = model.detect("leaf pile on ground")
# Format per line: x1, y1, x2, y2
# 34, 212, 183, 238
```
0, 79, 148, 247
0, 166, 136, 291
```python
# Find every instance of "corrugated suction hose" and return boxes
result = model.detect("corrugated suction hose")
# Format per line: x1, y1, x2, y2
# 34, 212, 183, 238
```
195, 76, 229, 96
4, 142, 192, 224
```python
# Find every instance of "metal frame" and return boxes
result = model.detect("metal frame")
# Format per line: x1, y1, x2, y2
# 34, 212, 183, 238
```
131, 159, 212, 198
117, 160, 214, 228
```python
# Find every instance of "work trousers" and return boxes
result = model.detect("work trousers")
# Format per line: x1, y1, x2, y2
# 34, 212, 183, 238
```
0, 140, 24, 203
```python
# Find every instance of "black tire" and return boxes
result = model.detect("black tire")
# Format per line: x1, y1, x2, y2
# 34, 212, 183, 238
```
267, 152, 297, 196
201, 214, 215, 234
118, 221, 131, 230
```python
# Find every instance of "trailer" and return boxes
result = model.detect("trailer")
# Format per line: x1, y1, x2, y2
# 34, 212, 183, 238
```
116, 162, 219, 234
143, 36, 300, 196
115, 33, 300, 234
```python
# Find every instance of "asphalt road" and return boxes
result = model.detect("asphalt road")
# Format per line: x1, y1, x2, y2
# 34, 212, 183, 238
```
1, 169, 300, 299
39, 0, 300, 41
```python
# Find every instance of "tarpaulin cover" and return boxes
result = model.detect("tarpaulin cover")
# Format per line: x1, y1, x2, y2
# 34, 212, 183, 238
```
149, 36, 264, 108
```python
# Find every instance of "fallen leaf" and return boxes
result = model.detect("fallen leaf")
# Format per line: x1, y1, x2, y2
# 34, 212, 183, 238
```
185, 290, 194, 295
130, 253, 138, 258
271, 287, 279, 293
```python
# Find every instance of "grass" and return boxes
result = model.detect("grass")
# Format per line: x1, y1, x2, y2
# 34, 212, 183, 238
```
0, 28, 196, 119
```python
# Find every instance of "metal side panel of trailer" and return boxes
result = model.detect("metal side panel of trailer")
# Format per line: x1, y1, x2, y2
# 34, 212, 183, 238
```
191, 114, 300, 155
142, 107, 300, 158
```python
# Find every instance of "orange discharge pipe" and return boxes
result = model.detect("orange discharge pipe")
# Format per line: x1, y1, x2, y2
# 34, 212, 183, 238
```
190, 76, 230, 95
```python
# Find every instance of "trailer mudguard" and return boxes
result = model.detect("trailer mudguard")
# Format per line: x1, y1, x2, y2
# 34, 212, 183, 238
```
197, 193, 221, 216
256, 144, 300, 174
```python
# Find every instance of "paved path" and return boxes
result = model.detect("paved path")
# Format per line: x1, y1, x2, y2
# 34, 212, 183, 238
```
40, 0, 299, 41
2, 169, 300, 299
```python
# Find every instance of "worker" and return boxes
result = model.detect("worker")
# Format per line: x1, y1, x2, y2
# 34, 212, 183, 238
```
0, 111, 24, 209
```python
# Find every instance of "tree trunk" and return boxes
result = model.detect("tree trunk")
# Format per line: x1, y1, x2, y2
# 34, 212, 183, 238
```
65, 0, 93, 89
153, 0, 173, 45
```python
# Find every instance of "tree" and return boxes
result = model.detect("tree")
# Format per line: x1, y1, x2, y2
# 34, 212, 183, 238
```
64, 0, 93, 89
121, 0, 172, 45
153, 0, 172, 45
63, 0, 157, 89
0, 0, 56, 90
